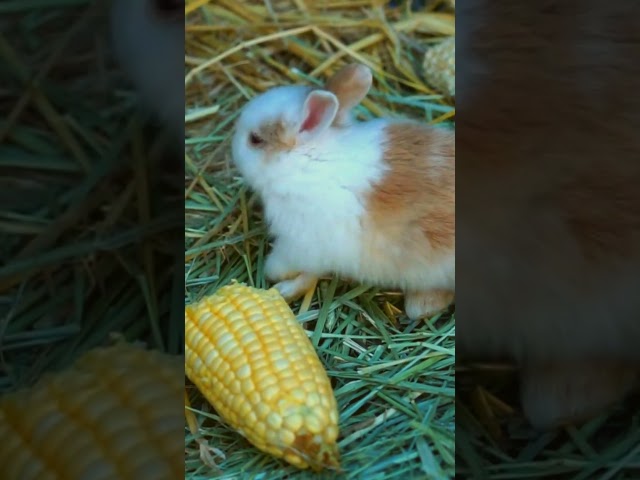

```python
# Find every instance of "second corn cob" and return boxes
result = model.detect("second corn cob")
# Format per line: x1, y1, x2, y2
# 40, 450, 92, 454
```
422, 36, 455, 97
0, 341, 183, 480
185, 283, 340, 471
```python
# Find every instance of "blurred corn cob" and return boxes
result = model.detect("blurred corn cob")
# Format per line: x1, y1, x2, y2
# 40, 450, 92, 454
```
0, 341, 183, 480
422, 36, 455, 97
185, 283, 340, 471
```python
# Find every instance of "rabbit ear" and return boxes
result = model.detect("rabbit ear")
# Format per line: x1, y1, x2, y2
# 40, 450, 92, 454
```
298, 90, 339, 138
325, 63, 372, 126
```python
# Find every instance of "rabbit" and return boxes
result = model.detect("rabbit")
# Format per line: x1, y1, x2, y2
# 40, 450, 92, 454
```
231, 63, 455, 321
456, 0, 640, 429
109, 0, 184, 139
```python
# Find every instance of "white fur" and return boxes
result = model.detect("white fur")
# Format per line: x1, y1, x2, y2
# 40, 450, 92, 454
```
232, 86, 453, 297
110, 0, 183, 138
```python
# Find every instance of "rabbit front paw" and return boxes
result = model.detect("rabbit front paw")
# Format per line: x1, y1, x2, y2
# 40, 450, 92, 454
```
404, 289, 455, 320
264, 250, 298, 282
273, 273, 318, 302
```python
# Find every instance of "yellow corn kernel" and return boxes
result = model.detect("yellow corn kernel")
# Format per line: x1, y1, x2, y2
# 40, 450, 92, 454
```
423, 36, 455, 97
185, 283, 340, 471
0, 342, 183, 480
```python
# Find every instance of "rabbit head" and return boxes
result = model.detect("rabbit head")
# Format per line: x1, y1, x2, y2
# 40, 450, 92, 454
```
231, 64, 374, 191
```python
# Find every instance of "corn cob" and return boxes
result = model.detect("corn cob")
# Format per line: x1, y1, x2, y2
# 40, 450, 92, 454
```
0, 341, 183, 480
185, 283, 340, 471
422, 36, 455, 97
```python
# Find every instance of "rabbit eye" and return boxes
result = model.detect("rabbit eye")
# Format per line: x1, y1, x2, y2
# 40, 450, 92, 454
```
249, 132, 265, 147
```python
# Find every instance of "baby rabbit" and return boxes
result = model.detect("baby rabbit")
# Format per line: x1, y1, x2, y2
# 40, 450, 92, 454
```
456, 0, 640, 429
109, 0, 183, 139
231, 64, 455, 320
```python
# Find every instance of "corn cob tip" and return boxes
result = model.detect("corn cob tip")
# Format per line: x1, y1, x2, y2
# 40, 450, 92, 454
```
288, 434, 341, 472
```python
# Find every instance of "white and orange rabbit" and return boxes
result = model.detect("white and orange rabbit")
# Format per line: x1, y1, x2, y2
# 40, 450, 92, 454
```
231, 64, 455, 320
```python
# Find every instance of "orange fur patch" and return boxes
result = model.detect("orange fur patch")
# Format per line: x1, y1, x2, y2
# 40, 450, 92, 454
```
366, 123, 455, 254
258, 118, 296, 152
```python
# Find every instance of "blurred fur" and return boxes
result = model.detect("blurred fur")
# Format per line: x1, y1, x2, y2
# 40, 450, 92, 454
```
457, 0, 640, 428
110, 0, 183, 139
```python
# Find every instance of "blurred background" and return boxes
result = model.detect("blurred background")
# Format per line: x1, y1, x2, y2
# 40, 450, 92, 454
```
0, 0, 183, 391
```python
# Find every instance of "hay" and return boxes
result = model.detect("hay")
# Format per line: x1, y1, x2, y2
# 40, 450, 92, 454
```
457, 364, 640, 479
185, 0, 455, 478
0, 0, 182, 396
